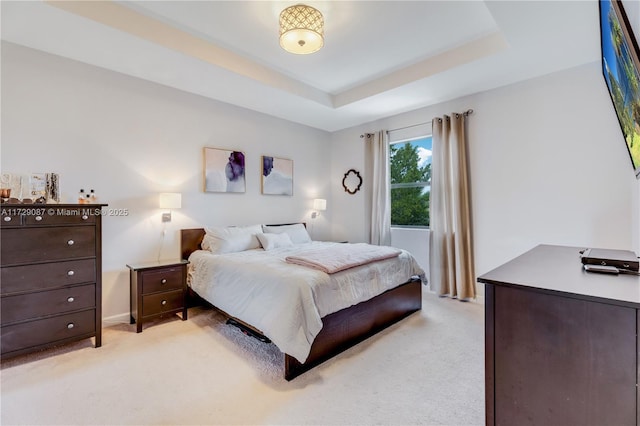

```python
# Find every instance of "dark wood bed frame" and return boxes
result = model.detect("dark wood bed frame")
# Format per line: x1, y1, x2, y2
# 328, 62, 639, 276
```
181, 227, 422, 381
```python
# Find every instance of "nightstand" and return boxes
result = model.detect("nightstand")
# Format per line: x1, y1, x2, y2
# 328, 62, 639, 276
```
126, 259, 189, 333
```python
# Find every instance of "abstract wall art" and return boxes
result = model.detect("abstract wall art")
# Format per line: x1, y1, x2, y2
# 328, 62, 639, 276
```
204, 147, 246, 193
261, 156, 293, 195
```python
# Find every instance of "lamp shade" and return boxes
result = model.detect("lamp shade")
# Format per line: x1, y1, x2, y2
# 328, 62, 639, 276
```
279, 4, 324, 54
159, 193, 181, 209
313, 198, 327, 211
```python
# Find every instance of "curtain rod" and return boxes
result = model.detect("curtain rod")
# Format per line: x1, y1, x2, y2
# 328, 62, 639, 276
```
360, 109, 473, 139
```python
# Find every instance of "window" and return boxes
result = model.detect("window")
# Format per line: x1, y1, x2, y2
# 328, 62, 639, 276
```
390, 135, 432, 227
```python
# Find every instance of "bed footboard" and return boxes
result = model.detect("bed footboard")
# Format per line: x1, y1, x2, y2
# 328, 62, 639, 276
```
284, 277, 422, 381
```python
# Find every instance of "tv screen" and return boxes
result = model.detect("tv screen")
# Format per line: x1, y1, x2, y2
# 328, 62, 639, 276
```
599, 0, 640, 178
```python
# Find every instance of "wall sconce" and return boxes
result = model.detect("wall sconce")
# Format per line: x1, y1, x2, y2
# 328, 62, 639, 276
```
159, 193, 181, 222
311, 198, 327, 219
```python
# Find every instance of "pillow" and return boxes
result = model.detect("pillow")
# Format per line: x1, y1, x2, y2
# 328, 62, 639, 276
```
201, 224, 262, 254
256, 232, 294, 251
262, 223, 311, 244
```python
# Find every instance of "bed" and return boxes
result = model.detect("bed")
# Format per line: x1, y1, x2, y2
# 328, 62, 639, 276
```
181, 224, 424, 380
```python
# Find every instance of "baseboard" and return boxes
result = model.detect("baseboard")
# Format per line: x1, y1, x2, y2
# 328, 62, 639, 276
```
102, 312, 131, 327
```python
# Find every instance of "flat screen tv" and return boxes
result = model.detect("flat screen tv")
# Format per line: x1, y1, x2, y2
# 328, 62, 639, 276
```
599, 0, 640, 178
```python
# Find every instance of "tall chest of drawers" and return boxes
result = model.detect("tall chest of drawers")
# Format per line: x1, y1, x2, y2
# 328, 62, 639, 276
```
1, 204, 106, 357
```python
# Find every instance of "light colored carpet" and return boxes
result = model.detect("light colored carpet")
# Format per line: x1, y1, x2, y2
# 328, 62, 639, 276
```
1, 290, 484, 425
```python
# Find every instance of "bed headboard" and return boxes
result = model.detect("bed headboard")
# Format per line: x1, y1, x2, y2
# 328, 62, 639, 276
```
180, 223, 306, 260
181, 228, 206, 260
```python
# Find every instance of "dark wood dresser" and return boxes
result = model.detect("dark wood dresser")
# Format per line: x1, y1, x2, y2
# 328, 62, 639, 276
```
1, 204, 106, 357
479, 244, 640, 426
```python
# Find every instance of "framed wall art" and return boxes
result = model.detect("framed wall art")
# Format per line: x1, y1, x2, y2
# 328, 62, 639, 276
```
261, 156, 293, 195
204, 147, 246, 193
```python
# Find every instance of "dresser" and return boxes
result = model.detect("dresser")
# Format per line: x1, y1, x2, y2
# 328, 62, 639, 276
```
1, 204, 106, 357
479, 244, 640, 426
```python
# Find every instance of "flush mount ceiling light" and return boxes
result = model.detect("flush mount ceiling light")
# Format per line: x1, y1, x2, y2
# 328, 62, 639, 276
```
279, 4, 324, 54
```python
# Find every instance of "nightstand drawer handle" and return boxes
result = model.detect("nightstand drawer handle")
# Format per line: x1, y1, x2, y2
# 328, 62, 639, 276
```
3, 216, 11, 222
82, 215, 89, 220
161, 278, 167, 284
161, 300, 167, 306
67, 239, 75, 246
67, 297, 75, 303
35, 215, 43, 221
67, 270, 75, 276
67, 323, 75, 329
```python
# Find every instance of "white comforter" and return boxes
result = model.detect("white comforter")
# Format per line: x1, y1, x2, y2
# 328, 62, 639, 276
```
188, 241, 424, 363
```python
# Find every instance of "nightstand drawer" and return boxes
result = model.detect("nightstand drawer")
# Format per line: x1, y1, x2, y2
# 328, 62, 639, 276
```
1, 259, 96, 295
1, 310, 96, 355
142, 290, 184, 318
1, 284, 95, 324
141, 267, 183, 294
1, 227, 95, 265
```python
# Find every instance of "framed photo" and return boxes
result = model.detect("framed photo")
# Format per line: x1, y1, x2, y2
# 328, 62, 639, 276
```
204, 147, 246, 193
29, 173, 47, 200
261, 156, 293, 195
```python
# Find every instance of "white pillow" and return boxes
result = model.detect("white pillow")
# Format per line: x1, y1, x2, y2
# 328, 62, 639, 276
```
202, 224, 262, 254
256, 232, 294, 250
262, 223, 311, 244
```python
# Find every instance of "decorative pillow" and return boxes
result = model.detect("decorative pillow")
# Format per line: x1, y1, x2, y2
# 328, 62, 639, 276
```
201, 224, 262, 254
262, 223, 312, 244
256, 232, 294, 251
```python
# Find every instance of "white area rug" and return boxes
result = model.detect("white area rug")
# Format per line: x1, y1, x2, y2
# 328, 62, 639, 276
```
1, 290, 484, 425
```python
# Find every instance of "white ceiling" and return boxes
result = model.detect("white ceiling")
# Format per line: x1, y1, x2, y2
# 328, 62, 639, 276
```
1, 1, 600, 132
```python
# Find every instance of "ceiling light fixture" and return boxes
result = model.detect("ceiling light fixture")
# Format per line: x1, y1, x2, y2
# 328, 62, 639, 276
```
279, 4, 324, 55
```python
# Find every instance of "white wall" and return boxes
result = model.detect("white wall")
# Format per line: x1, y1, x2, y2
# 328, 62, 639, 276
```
1, 42, 332, 322
4, 42, 639, 317
331, 62, 638, 293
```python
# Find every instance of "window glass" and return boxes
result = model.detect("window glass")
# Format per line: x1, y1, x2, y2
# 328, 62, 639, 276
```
390, 136, 432, 227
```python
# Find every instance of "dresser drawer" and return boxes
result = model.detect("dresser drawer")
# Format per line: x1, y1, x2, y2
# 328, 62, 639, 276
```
142, 290, 184, 318
1, 284, 95, 324
1, 309, 95, 355
24, 208, 97, 226
141, 267, 184, 294
1, 226, 95, 265
0, 211, 22, 227
1, 259, 96, 295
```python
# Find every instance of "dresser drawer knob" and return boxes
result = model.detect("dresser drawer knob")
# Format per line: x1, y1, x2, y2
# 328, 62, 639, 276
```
3, 216, 11, 222
67, 240, 75, 246
67, 270, 75, 276
67, 323, 75, 329
82, 215, 89, 220
67, 297, 75, 303
161, 300, 167, 306
161, 278, 167, 284
35, 215, 43, 221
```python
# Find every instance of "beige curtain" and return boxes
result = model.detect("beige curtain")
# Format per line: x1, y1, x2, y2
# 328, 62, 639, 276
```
369, 130, 391, 246
430, 112, 476, 300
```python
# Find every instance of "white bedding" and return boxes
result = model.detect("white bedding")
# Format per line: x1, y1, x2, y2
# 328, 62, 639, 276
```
188, 241, 425, 363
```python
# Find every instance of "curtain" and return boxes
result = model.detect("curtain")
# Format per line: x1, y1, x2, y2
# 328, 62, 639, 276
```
430, 113, 476, 300
369, 130, 391, 246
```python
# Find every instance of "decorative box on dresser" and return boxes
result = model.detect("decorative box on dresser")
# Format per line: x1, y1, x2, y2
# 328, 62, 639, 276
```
1, 204, 106, 357
126, 259, 188, 333
479, 244, 640, 426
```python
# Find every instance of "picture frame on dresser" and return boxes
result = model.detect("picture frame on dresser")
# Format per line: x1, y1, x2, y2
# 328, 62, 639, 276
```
0, 204, 107, 358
